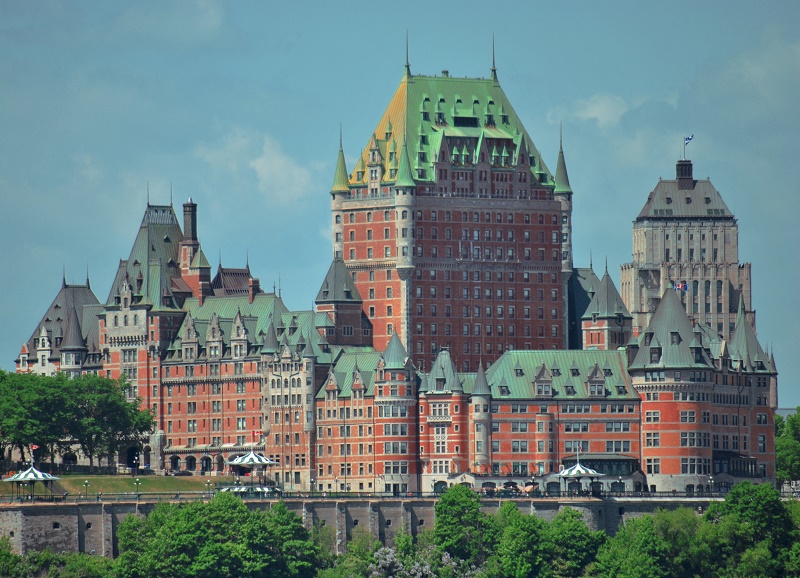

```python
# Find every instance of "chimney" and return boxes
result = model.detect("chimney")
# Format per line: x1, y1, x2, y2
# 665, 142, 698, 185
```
676, 159, 694, 190
183, 198, 198, 241
249, 277, 260, 304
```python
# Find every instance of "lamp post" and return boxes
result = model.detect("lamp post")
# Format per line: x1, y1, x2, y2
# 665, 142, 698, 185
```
618, 476, 623, 494
334, 476, 339, 495
205, 479, 212, 499
310, 478, 315, 497
709, 476, 714, 494
134, 478, 141, 502
83, 480, 90, 499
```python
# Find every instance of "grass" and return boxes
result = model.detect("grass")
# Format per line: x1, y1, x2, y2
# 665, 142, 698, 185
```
1, 474, 239, 497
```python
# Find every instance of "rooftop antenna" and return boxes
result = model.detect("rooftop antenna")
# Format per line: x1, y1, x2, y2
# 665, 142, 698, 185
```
589, 250, 593, 271
278, 274, 282, 299
339, 123, 343, 149
86, 265, 90, 288
147, 181, 150, 206
170, 182, 173, 206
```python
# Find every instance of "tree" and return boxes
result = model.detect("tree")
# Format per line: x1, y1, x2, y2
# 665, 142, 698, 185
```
544, 507, 606, 578
496, 514, 548, 578
115, 493, 317, 578
434, 484, 492, 566
588, 515, 671, 578
69, 375, 152, 468
776, 435, 800, 485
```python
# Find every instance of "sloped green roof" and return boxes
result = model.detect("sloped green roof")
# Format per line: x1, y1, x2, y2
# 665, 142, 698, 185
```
349, 68, 553, 187
331, 144, 350, 193
554, 137, 573, 195
582, 269, 631, 320
729, 297, 772, 372
629, 289, 713, 370
471, 363, 491, 397
317, 350, 383, 399
316, 259, 362, 303
106, 204, 184, 308
566, 267, 600, 349
482, 349, 634, 400
382, 333, 409, 370
425, 349, 462, 393
394, 139, 415, 188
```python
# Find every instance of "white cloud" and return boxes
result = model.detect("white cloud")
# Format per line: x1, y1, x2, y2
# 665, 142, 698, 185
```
195, 128, 315, 206
573, 94, 629, 128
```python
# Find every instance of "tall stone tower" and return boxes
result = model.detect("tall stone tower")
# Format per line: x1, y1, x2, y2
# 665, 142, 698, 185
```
620, 159, 753, 340
330, 61, 570, 374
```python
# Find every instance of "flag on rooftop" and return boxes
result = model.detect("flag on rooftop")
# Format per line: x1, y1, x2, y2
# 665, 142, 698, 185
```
685, 134, 694, 145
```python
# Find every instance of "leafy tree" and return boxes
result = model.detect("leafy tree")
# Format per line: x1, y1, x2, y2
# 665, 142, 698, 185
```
776, 435, 800, 485
544, 507, 606, 578
317, 526, 380, 578
114, 493, 317, 578
496, 514, 548, 578
434, 484, 492, 566
588, 515, 671, 578
69, 375, 152, 468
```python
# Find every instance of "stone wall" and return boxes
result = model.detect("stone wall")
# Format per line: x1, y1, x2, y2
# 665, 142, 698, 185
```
0, 496, 718, 558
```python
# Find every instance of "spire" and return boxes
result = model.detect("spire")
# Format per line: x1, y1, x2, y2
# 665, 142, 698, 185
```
331, 128, 350, 194
86, 266, 90, 289
490, 33, 497, 81
403, 30, 411, 79
62, 265, 67, 289
554, 125, 573, 195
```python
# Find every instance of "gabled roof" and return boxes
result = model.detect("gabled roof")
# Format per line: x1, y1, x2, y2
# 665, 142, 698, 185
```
630, 289, 712, 370
582, 268, 631, 320
317, 350, 383, 399
315, 259, 362, 303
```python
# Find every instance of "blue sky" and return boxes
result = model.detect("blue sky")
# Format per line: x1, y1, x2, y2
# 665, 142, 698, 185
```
1, 1, 798, 404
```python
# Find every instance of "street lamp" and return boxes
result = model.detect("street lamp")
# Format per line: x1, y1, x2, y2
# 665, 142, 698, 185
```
83, 480, 90, 499
206, 479, 212, 499
709, 476, 714, 494
618, 476, 623, 494
134, 478, 141, 502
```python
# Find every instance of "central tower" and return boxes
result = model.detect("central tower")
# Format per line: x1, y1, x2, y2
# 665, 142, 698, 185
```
331, 62, 568, 373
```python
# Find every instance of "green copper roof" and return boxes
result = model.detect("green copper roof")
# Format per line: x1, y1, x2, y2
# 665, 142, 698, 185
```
348, 68, 553, 187
729, 296, 771, 372
629, 289, 712, 370
425, 349, 462, 393
382, 333, 409, 370
482, 349, 634, 400
471, 362, 491, 397
581, 269, 631, 320
191, 248, 211, 269
316, 259, 362, 303
554, 135, 573, 195
394, 140, 415, 188
331, 144, 350, 193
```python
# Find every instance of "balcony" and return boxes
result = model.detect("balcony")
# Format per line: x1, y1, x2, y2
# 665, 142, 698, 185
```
427, 414, 452, 423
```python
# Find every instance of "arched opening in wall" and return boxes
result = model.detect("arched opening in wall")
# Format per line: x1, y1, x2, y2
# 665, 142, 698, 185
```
142, 446, 151, 470
62, 453, 78, 466
216, 454, 224, 473
126, 446, 140, 470
185, 456, 197, 472
169, 456, 181, 472
200, 456, 212, 474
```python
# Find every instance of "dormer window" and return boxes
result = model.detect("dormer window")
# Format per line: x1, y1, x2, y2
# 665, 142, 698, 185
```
650, 347, 662, 364
552, 368, 561, 377
571, 368, 580, 377
536, 383, 551, 396
435, 378, 445, 391
590, 383, 605, 396
670, 332, 680, 345
644, 332, 653, 346
499, 385, 510, 396
565, 385, 576, 396
515, 368, 524, 377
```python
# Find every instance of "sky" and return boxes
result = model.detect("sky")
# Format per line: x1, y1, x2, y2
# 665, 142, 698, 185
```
1, 1, 798, 404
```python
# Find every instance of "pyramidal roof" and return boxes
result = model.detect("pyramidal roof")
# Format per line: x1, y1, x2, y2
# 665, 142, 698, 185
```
729, 296, 771, 372
382, 333, 409, 370
582, 267, 631, 320
315, 259, 362, 303
630, 289, 711, 369
427, 349, 462, 392
637, 159, 734, 220
348, 64, 552, 187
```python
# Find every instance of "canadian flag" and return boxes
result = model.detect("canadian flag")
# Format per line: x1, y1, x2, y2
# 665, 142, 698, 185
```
30, 445, 40, 450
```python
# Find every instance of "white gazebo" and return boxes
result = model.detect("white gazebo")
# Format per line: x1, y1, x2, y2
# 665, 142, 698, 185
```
556, 456, 605, 496
226, 451, 277, 485
3, 465, 60, 501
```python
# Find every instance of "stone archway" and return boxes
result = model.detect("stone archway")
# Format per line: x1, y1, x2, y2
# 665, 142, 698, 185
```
201, 456, 212, 474
185, 456, 197, 472
169, 456, 180, 472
